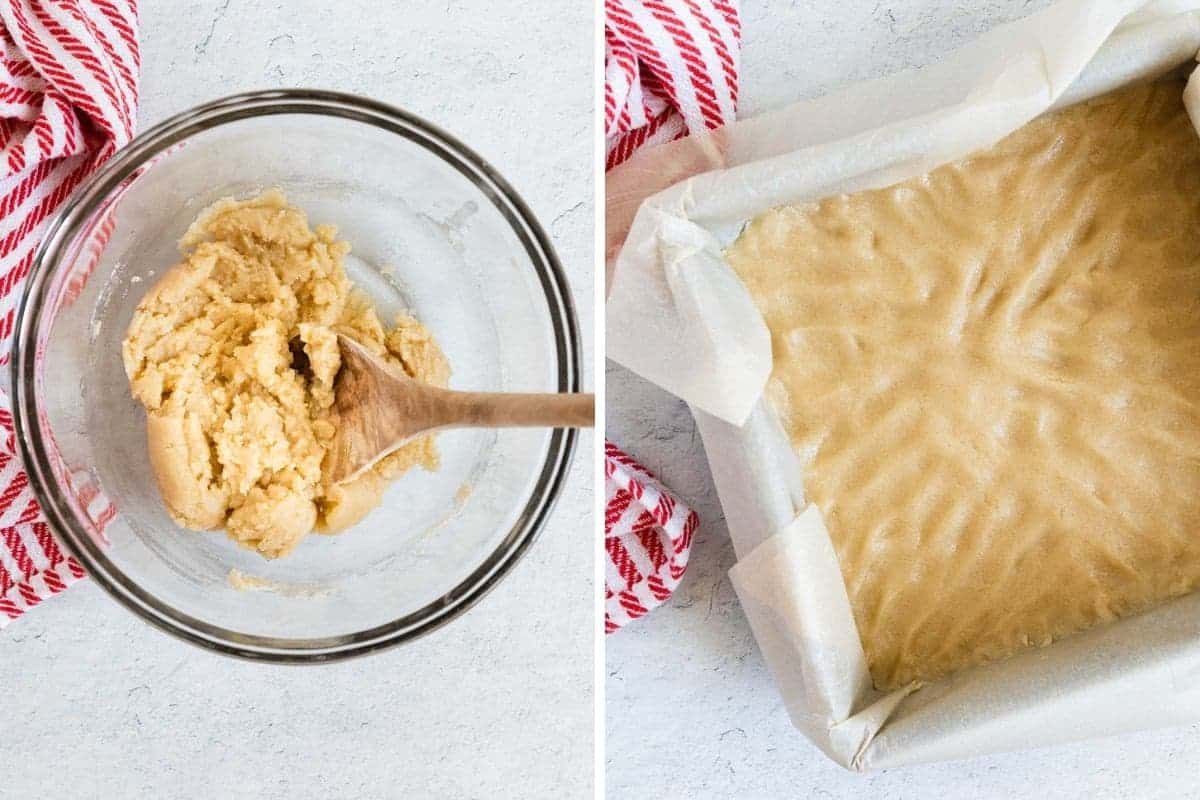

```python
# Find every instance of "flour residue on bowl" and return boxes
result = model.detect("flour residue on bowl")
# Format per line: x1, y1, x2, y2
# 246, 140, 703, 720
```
227, 568, 333, 598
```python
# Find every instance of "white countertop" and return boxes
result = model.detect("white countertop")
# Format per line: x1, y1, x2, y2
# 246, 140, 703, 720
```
0, 3, 593, 798
606, 2, 1200, 797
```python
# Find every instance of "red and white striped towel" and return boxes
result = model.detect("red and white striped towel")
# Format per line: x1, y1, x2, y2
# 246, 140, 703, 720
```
604, 0, 740, 631
604, 0, 741, 170
0, 0, 139, 626
604, 442, 698, 632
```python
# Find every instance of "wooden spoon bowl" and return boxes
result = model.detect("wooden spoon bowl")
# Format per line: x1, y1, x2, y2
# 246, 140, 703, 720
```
326, 334, 594, 483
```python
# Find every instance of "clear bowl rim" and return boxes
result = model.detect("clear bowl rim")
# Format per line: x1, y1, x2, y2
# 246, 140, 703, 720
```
11, 88, 581, 663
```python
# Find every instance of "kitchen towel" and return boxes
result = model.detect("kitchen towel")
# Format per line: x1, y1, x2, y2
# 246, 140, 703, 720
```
0, 0, 138, 626
604, 441, 699, 632
603, 0, 740, 631
604, 0, 741, 170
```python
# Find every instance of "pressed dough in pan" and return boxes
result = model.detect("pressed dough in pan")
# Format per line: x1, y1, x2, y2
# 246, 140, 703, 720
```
123, 191, 449, 559
725, 79, 1200, 690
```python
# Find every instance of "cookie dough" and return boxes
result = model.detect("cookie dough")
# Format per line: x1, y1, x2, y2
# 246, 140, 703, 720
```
726, 79, 1200, 690
123, 190, 449, 558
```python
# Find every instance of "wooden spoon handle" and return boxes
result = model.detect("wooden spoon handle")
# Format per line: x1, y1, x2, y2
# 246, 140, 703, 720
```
434, 391, 594, 430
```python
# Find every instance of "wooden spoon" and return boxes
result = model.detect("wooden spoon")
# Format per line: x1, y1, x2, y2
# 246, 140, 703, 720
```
326, 334, 594, 484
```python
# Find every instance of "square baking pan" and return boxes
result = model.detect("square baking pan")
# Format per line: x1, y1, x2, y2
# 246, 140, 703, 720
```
607, 0, 1200, 770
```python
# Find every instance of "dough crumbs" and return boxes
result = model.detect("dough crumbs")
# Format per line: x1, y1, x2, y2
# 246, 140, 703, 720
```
122, 190, 450, 558
727, 79, 1200, 690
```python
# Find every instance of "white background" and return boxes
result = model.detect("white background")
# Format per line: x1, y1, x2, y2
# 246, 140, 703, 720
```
606, 1, 1200, 798
1, 2, 594, 798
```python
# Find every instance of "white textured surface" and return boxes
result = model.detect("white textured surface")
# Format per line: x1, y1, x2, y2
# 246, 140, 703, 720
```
1, 3, 593, 799
606, 1, 1200, 797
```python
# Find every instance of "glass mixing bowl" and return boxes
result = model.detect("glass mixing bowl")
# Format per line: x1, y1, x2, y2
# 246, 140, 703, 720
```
12, 90, 581, 661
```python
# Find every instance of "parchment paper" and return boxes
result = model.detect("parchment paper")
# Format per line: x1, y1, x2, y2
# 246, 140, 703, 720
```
606, 0, 1200, 770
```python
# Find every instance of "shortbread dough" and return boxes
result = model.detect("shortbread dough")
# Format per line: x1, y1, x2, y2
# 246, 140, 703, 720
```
123, 190, 449, 558
726, 78, 1200, 690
